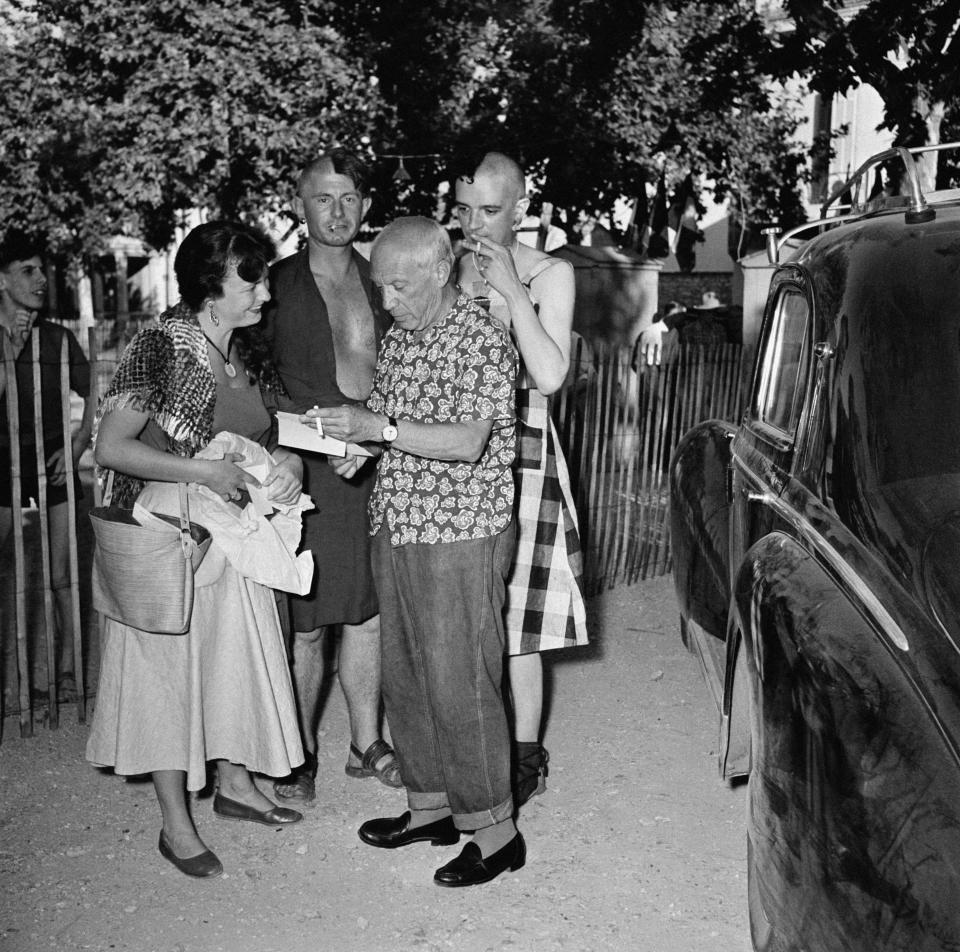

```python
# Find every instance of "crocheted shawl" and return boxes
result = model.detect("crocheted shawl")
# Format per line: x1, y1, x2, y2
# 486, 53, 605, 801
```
97, 302, 217, 507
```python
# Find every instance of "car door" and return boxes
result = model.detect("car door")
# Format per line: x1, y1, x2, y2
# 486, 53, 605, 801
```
729, 269, 813, 577
721, 270, 813, 777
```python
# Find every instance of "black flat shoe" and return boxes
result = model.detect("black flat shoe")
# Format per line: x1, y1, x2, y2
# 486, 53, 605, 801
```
158, 831, 223, 878
212, 792, 302, 827
433, 832, 526, 887
358, 811, 459, 849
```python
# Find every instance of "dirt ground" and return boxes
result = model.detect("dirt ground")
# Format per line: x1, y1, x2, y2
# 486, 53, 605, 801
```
0, 576, 751, 952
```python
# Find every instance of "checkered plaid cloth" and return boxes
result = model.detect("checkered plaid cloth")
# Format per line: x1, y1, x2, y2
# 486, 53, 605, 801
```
504, 388, 589, 654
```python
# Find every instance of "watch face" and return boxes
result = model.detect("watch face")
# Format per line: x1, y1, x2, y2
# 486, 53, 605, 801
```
382, 424, 399, 442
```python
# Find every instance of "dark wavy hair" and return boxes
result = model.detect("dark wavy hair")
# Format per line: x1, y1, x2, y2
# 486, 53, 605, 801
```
0, 229, 44, 270
174, 220, 275, 312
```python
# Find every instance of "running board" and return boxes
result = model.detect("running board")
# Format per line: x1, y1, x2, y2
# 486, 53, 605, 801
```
686, 618, 725, 715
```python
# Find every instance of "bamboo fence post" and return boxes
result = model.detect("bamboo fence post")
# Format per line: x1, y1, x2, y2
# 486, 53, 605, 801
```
89, 327, 106, 702
583, 343, 609, 591
630, 359, 659, 582
598, 341, 620, 590
617, 350, 639, 582
3, 334, 31, 737
726, 344, 737, 418
89, 327, 103, 507
639, 352, 671, 580
721, 343, 731, 414
32, 329, 59, 729
596, 346, 617, 585
564, 335, 587, 502
710, 344, 724, 418
60, 334, 85, 722
603, 348, 629, 586
617, 349, 641, 584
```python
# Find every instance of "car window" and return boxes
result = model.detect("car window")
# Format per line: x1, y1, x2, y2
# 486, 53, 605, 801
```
754, 288, 809, 438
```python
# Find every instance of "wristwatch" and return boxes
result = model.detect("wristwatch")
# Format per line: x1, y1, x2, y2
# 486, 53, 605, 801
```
381, 414, 399, 443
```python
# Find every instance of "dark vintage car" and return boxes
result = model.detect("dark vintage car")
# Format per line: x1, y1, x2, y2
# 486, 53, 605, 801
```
670, 144, 960, 952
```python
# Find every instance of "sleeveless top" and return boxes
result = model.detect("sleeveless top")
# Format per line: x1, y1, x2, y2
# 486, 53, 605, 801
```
463, 254, 589, 653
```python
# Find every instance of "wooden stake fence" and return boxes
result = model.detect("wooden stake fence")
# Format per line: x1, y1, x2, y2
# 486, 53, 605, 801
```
2, 325, 90, 735
2, 321, 745, 734
552, 339, 745, 595
3, 333, 31, 737
63, 334, 86, 723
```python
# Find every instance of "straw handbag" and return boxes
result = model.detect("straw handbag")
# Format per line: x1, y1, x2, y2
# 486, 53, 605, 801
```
90, 478, 211, 634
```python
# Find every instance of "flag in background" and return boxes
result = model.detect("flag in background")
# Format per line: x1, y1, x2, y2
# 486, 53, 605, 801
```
669, 174, 699, 250
624, 185, 649, 255
671, 173, 704, 272
646, 172, 670, 259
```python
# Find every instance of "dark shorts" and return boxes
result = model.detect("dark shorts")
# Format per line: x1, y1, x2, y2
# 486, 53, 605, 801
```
0, 442, 83, 509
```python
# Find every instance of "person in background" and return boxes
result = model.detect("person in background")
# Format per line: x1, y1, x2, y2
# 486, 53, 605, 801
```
634, 291, 728, 366
86, 221, 305, 879
454, 151, 589, 807
314, 217, 523, 886
0, 231, 95, 704
262, 148, 399, 802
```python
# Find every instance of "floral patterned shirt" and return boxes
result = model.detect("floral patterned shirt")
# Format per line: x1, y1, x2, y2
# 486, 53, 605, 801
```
367, 294, 517, 546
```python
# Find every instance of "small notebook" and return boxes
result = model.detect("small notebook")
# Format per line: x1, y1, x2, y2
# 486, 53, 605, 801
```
276, 411, 374, 458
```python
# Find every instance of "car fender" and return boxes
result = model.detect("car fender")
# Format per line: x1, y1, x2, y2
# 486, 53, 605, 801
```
670, 419, 736, 642
733, 531, 960, 952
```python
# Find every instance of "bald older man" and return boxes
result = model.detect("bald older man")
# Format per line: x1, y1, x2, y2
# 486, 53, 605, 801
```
313, 216, 523, 887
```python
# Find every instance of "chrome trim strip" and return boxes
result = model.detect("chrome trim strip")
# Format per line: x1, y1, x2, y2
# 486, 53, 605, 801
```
732, 463, 910, 653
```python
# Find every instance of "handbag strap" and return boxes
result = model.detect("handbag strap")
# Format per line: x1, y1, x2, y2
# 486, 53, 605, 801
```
103, 469, 195, 561
176, 480, 193, 561
102, 470, 115, 507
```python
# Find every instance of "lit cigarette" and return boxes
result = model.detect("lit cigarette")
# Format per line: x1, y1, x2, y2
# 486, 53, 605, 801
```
313, 406, 324, 438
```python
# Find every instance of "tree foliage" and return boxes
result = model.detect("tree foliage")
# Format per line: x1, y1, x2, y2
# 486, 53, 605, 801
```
776, 0, 960, 187
0, 0, 387, 258
323, 0, 810, 239
778, 0, 960, 134
1, 0, 812, 260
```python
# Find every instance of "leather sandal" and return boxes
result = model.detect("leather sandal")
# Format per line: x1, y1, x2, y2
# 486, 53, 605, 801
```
345, 739, 403, 789
274, 751, 317, 802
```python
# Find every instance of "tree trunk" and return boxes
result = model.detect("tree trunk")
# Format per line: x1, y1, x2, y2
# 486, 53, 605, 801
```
916, 95, 945, 194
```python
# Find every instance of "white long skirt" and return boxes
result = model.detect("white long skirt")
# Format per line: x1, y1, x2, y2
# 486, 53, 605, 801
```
86, 543, 303, 791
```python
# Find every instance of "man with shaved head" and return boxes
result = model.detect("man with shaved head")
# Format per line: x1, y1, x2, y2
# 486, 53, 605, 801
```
455, 151, 588, 809
313, 216, 524, 886
262, 147, 400, 802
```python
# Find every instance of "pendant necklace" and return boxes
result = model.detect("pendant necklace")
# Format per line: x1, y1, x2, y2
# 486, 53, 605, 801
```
203, 331, 237, 377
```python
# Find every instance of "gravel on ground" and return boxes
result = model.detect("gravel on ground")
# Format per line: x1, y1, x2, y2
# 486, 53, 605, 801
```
0, 576, 750, 952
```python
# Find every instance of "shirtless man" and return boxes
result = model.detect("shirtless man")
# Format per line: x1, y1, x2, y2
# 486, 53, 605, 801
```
262, 149, 399, 800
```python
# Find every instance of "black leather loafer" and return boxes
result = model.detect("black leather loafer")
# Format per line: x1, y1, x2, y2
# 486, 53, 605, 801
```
158, 831, 223, 878
358, 811, 459, 849
212, 792, 302, 827
433, 831, 526, 887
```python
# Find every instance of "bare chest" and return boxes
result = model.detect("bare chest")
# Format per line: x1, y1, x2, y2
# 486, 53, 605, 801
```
313, 274, 378, 401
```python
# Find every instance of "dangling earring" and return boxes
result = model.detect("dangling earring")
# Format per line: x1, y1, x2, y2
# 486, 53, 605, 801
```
299, 218, 306, 224
209, 304, 220, 327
